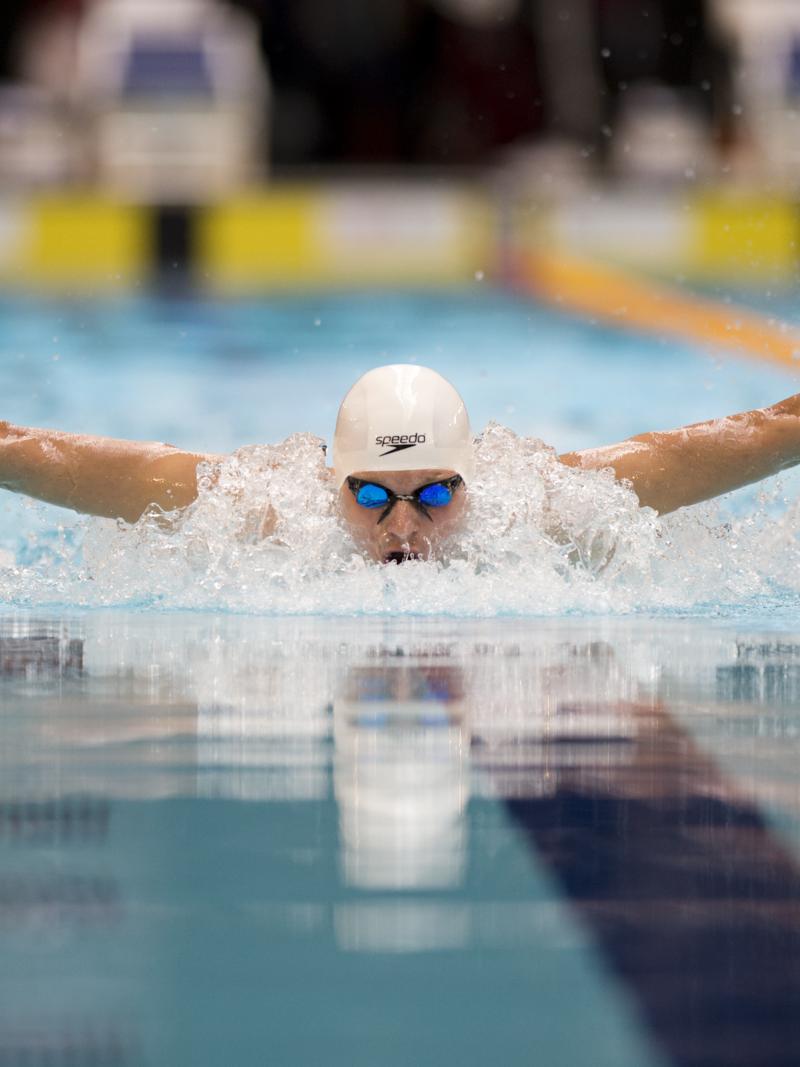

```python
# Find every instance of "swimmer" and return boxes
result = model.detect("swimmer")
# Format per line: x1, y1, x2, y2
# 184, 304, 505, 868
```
2, 363, 800, 564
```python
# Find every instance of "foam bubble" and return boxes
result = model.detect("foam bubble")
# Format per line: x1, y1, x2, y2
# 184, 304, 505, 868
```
0, 427, 799, 616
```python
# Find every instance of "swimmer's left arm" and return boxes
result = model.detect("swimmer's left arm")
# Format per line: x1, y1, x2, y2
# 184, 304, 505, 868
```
558, 393, 800, 515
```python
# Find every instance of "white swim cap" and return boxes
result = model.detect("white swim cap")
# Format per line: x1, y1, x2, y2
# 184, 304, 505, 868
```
332, 365, 474, 488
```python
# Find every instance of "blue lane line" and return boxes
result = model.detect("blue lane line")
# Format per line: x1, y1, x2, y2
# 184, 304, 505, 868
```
498, 703, 800, 1067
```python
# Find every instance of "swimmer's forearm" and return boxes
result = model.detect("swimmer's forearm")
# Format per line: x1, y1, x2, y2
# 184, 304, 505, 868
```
0, 421, 209, 522
560, 393, 800, 514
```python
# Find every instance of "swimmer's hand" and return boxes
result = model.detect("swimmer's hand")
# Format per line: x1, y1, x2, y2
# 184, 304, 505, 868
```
558, 392, 800, 515
0, 420, 217, 522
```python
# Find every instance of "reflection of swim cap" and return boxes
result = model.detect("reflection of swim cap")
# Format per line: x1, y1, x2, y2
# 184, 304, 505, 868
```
332, 365, 474, 488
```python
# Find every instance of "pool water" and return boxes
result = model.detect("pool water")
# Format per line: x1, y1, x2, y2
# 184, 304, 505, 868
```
1, 611, 799, 1067
1, 287, 795, 459
1, 289, 799, 1065
1, 288, 800, 617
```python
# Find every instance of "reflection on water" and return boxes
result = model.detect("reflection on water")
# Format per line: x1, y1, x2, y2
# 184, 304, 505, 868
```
334, 664, 467, 891
718, 663, 800, 705
0, 873, 121, 929
501, 703, 800, 1067
0, 613, 799, 1066
0, 1027, 136, 1067
0, 797, 110, 842
0, 633, 83, 676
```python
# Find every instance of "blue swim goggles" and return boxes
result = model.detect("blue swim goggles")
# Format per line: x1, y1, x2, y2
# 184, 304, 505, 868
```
346, 475, 463, 524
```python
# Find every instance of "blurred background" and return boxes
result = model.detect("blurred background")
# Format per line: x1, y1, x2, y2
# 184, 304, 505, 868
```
0, 0, 785, 186
0, 0, 799, 290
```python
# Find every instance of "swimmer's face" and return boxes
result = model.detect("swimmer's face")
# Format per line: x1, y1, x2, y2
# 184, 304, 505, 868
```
338, 469, 467, 564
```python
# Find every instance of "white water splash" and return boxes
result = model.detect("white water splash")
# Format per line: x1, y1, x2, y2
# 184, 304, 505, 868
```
0, 426, 799, 615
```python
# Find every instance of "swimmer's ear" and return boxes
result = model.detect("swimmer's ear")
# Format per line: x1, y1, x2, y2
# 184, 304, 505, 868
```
319, 442, 333, 482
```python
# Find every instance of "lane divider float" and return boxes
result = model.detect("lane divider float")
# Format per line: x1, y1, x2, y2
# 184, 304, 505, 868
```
514, 250, 800, 370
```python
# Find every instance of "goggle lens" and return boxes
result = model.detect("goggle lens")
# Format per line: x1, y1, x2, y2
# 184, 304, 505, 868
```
418, 482, 453, 507
356, 483, 390, 508
348, 476, 462, 520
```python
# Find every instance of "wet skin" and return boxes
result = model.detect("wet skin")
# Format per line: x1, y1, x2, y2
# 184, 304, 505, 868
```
337, 469, 467, 564
5, 392, 800, 531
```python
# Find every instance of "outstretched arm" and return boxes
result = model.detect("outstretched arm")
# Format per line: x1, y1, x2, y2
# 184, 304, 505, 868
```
559, 393, 800, 515
0, 421, 214, 523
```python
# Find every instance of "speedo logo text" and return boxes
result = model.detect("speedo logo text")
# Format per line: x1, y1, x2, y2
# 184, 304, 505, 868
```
376, 433, 426, 456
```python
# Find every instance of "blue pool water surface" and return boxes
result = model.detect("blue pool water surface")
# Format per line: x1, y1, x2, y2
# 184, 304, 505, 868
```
1, 286, 796, 457
1, 289, 799, 1065
1, 611, 799, 1067
1, 287, 800, 617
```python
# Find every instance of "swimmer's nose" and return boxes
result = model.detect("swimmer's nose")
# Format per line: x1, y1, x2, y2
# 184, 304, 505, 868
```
379, 501, 427, 561
382, 499, 420, 539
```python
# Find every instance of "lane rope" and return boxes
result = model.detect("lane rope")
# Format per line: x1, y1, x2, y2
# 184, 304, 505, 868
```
514, 250, 800, 370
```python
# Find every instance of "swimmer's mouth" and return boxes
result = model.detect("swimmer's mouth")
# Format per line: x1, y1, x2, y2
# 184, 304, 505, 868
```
383, 550, 422, 565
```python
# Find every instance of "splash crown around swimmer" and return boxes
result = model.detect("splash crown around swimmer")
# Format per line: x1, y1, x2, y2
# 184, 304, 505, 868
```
2, 362, 800, 564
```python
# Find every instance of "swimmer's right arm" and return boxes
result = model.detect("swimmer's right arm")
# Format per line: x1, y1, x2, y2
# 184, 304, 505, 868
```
558, 392, 800, 515
0, 421, 215, 522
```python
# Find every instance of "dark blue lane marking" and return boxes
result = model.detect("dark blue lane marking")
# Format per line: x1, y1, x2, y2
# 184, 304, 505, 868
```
499, 705, 800, 1067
